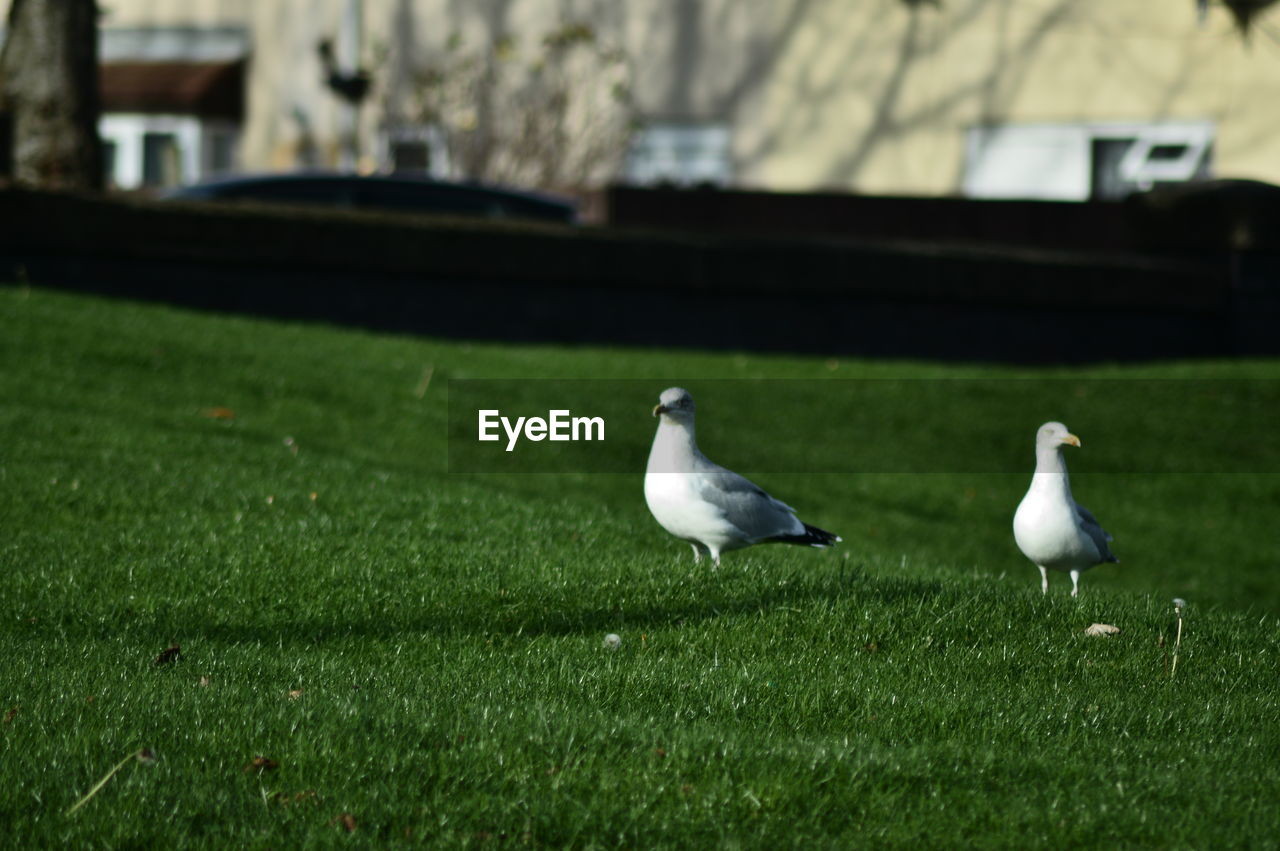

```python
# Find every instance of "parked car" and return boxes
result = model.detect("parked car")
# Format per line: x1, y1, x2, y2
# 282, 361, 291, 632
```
163, 172, 578, 224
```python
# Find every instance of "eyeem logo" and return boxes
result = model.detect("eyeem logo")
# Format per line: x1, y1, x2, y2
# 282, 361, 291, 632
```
477, 409, 605, 452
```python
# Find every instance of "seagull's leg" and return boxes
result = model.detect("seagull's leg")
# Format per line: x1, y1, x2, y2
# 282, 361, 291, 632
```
709, 545, 722, 569
1039, 566, 1049, 594
690, 543, 703, 564
1070, 570, 1080, 598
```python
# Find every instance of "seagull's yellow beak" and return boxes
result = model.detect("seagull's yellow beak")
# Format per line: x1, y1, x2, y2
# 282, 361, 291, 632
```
1062, 433, 1081, 448
653, 404, 668, 417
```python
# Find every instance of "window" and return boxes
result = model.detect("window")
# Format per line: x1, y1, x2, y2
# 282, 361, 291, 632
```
624, 123, 732, 187
965, 122, 1214, 201
102, 140, 118, 188
390, 140, 430, 172
101, 114, 239, 190
382, 125, 449, 176
142, 132, 182, 187
206, 127, 237, 175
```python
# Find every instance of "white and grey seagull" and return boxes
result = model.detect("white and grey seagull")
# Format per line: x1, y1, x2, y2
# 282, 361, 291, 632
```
1013, 421, 1118, 597
644, 387, 840, 566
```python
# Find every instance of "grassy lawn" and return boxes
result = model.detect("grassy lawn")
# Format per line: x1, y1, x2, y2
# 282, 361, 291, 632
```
2, 286, 1278, 848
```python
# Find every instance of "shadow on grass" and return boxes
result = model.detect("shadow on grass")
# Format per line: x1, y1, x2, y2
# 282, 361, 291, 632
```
23, 565, 974, 649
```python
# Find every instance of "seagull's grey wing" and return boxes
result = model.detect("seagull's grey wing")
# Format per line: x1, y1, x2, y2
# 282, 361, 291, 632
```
688, 460, 803, 540
1074, 503, 1112, 541
687, 453, 796, 507
1074, 502, 1118, 563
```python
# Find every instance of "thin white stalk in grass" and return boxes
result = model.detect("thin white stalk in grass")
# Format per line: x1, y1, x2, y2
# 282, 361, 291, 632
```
414, 364, 435, 399
66, 748, 156, 816
1171, 598, 1187, 677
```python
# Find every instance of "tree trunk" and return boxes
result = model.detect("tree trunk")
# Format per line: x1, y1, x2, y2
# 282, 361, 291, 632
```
0, 0, 102, 191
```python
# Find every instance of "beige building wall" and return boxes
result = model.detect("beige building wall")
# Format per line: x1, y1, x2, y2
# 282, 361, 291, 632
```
6, 0, 1280, 193
737, 0, 1280, 193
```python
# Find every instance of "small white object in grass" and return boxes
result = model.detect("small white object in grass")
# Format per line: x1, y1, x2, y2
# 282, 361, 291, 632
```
603, 633, 622, 650
1173, 597, 1187, 610
1084, 623, 1120, 637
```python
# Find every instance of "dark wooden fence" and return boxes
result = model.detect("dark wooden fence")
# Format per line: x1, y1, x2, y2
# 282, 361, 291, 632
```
2, 182, 1276, 363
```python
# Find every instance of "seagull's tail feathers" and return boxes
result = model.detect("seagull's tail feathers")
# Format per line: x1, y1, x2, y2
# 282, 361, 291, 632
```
765, 523, 841, 549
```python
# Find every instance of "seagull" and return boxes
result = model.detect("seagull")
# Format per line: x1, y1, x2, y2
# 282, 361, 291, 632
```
1013, 421, 1118, 597
643, 387, 840, 567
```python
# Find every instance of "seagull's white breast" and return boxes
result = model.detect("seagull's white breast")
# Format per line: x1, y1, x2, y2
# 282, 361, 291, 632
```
1013, 489, 1100, 570
644, 472, 743, 548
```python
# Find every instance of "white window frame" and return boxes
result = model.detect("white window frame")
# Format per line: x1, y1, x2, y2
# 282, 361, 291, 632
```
1115, 125, 1212, 187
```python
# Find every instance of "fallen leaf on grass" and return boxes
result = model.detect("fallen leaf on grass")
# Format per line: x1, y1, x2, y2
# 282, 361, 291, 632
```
198, 676, 210, 687
332, 812, 357, 832
154, 645, 182, 665
273, 790, 321, 807
288, 689, 304, 700
199, 407, 236, 421
244, 756, 279, 773
4, 706, 17, 724
1085, 623, 1121, 637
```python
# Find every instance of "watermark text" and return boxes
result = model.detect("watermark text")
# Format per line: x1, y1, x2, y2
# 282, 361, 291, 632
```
477, 409, 605, 452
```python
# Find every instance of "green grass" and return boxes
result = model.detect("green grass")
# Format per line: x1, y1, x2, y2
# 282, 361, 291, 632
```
2, 285, 1279, 848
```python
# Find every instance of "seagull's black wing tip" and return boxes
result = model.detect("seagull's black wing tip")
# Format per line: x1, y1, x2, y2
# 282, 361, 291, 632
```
766, 523, 841, 549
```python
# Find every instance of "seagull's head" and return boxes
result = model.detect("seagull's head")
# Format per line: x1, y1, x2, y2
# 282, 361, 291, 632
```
653, 387, 695, 421
1037, 421, 1081, 450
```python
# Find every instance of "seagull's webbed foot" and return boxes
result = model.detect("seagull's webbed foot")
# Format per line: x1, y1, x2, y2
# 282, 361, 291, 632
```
1039, 566, 1049, 594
